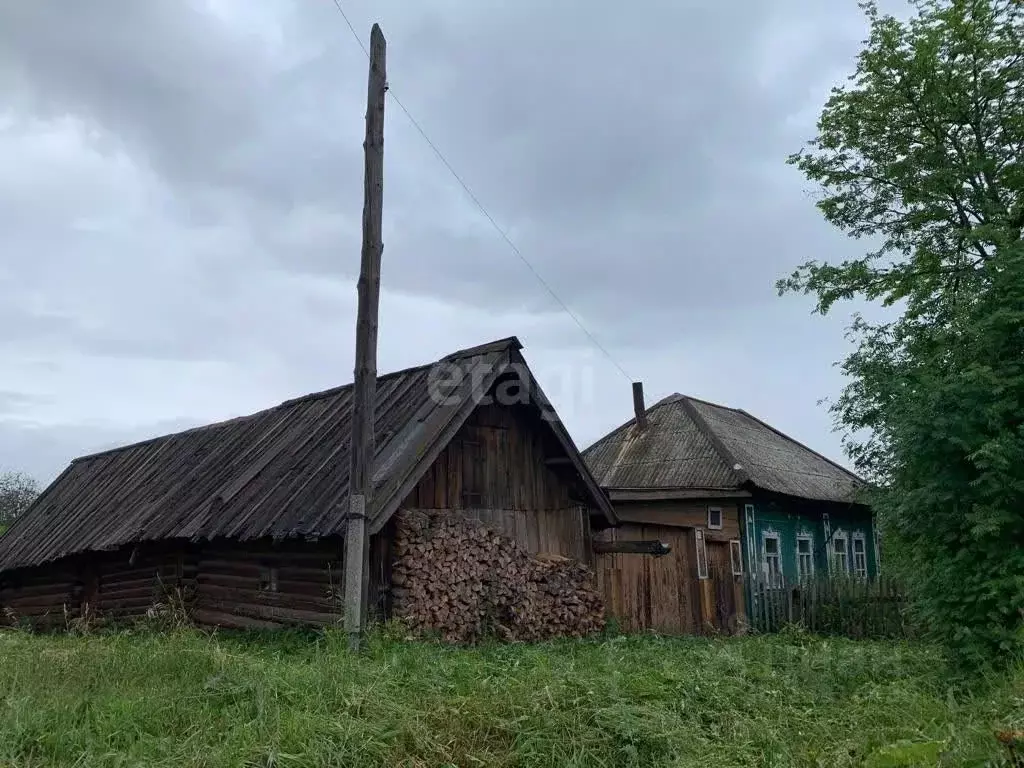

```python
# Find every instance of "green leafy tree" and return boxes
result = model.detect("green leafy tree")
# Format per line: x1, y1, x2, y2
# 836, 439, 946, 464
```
0, 471, 40, 532
781, 0, 1024, 665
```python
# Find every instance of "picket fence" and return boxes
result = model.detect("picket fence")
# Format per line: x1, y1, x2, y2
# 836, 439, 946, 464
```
747, 573, 912, 639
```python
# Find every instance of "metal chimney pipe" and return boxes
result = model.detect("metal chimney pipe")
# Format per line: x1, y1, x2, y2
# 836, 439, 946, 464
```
632, 381, 647, 430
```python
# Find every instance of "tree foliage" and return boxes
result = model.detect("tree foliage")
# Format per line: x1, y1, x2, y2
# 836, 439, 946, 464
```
0, 471, 40, 531
782, 0, 1024, 665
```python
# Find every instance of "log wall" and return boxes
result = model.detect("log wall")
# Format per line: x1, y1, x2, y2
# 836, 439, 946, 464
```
0, 538, 363, 631
192, 538, 345, 630
0, 561, 81, 628
92, 545, 194, 621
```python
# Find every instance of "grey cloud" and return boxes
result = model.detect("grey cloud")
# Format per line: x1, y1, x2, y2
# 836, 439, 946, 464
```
0, 0, 892, 482
0, 0, 876, 327
0, 1, 276, 191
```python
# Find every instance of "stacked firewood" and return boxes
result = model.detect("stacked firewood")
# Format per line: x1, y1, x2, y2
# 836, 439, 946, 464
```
390, 509, 604, 643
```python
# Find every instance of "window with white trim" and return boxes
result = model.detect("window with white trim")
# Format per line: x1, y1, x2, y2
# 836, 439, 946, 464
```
763, 534, 783, 587
259, 566, 279, 592
852, 535, 867, 578
796, 536, 814, 578
707, 506, 723, 530
729, 539, 743, 576
695, 528, 709, 580
831, 535, 849, 574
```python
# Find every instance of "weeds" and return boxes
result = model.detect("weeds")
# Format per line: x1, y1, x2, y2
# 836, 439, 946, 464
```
0, 629, 1019, 767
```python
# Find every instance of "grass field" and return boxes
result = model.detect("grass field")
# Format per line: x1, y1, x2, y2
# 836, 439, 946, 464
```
0, 626, 1021, 767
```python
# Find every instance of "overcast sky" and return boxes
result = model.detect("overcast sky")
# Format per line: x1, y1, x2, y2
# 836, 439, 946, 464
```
0, 0, 902, 485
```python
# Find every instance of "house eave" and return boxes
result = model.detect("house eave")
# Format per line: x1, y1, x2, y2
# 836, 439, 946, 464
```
606, 487, 752, 502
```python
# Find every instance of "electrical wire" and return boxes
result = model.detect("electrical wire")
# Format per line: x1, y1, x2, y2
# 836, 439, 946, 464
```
329, 0, 634, 382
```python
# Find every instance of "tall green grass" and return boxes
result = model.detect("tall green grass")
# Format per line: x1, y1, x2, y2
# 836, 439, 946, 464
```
0, 626, 1020, 767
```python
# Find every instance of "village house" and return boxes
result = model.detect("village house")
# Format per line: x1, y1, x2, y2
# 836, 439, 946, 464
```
583, 384, 875, 635
0, 337, 620, 639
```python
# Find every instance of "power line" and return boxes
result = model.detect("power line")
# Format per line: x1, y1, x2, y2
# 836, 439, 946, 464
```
328, 0, 634, 383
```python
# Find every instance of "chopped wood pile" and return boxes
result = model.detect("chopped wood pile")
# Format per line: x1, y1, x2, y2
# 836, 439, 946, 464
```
390, 509, 605, 643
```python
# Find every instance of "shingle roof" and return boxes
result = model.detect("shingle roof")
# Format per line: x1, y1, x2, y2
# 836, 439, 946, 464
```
0, 337, 614, 572
583, 393, 864, 504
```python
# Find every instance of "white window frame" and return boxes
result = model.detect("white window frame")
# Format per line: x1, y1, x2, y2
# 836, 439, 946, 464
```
744, 504, 757, 570
695, 528, 709, 580
707, 506, 723, 530
796, 534, 815, 579
729, 539, 743, 576
762, 532, 783, 587
259, 566, 279, 592
831, 532, 849, 575
852, 534, 868, 578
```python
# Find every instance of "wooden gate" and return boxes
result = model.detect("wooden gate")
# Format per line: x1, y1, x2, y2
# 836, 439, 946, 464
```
707, 541, 745, 634
595, 526, 746, 636
595, 524, 699, 634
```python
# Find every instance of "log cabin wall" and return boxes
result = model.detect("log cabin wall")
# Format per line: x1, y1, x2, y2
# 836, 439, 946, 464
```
192, 537, 347, 630
0, 561, 81, 628
0, 536, 389, 631
92, 543, 194, 622
400, 402, 592, 563
0, 543, 187, 629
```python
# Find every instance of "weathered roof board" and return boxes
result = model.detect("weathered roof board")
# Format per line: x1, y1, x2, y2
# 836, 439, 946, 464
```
0, 337, 614, 572
583, 393, 863, 504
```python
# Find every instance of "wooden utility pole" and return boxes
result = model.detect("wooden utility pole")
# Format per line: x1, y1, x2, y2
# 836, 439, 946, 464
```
344, 22, 386, 652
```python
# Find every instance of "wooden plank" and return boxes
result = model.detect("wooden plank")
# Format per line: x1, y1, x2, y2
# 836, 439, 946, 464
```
197, 584, 336, 612
613, 503, 741, 540
192, 608, 282, 630
592, 540, 671, 556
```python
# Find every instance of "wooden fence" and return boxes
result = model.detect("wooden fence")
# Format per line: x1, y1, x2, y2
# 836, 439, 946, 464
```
747, 573, 912, 639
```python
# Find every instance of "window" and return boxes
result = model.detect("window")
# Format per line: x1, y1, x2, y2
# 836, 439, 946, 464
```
707, 507, 723, 530
796, 536, 814, 578
831, 536, 848, 574
729, 539, 743, 576
695, 528, 709, 580
763, 534, 783, 587
259, 566, 279, 592
852, 536, 867, 578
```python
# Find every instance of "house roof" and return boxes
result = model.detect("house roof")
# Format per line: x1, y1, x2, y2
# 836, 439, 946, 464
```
0, 337, 615, 573
583, 393, 864, 504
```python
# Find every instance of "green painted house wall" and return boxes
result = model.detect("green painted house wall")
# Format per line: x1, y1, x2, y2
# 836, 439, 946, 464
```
740, 496, 878, 593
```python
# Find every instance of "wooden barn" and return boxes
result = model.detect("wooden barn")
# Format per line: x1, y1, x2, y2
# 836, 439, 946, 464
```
583, 384, 872, 636
0, 337, 618, 638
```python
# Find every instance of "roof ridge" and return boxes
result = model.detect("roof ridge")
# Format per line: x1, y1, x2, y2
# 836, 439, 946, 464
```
731, 407, 863, 484
676, 396, 749, 486
71, 336, 520, 466
678, 393, 743, 412
443, 336, 521, 360
582, 389, 683, 459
